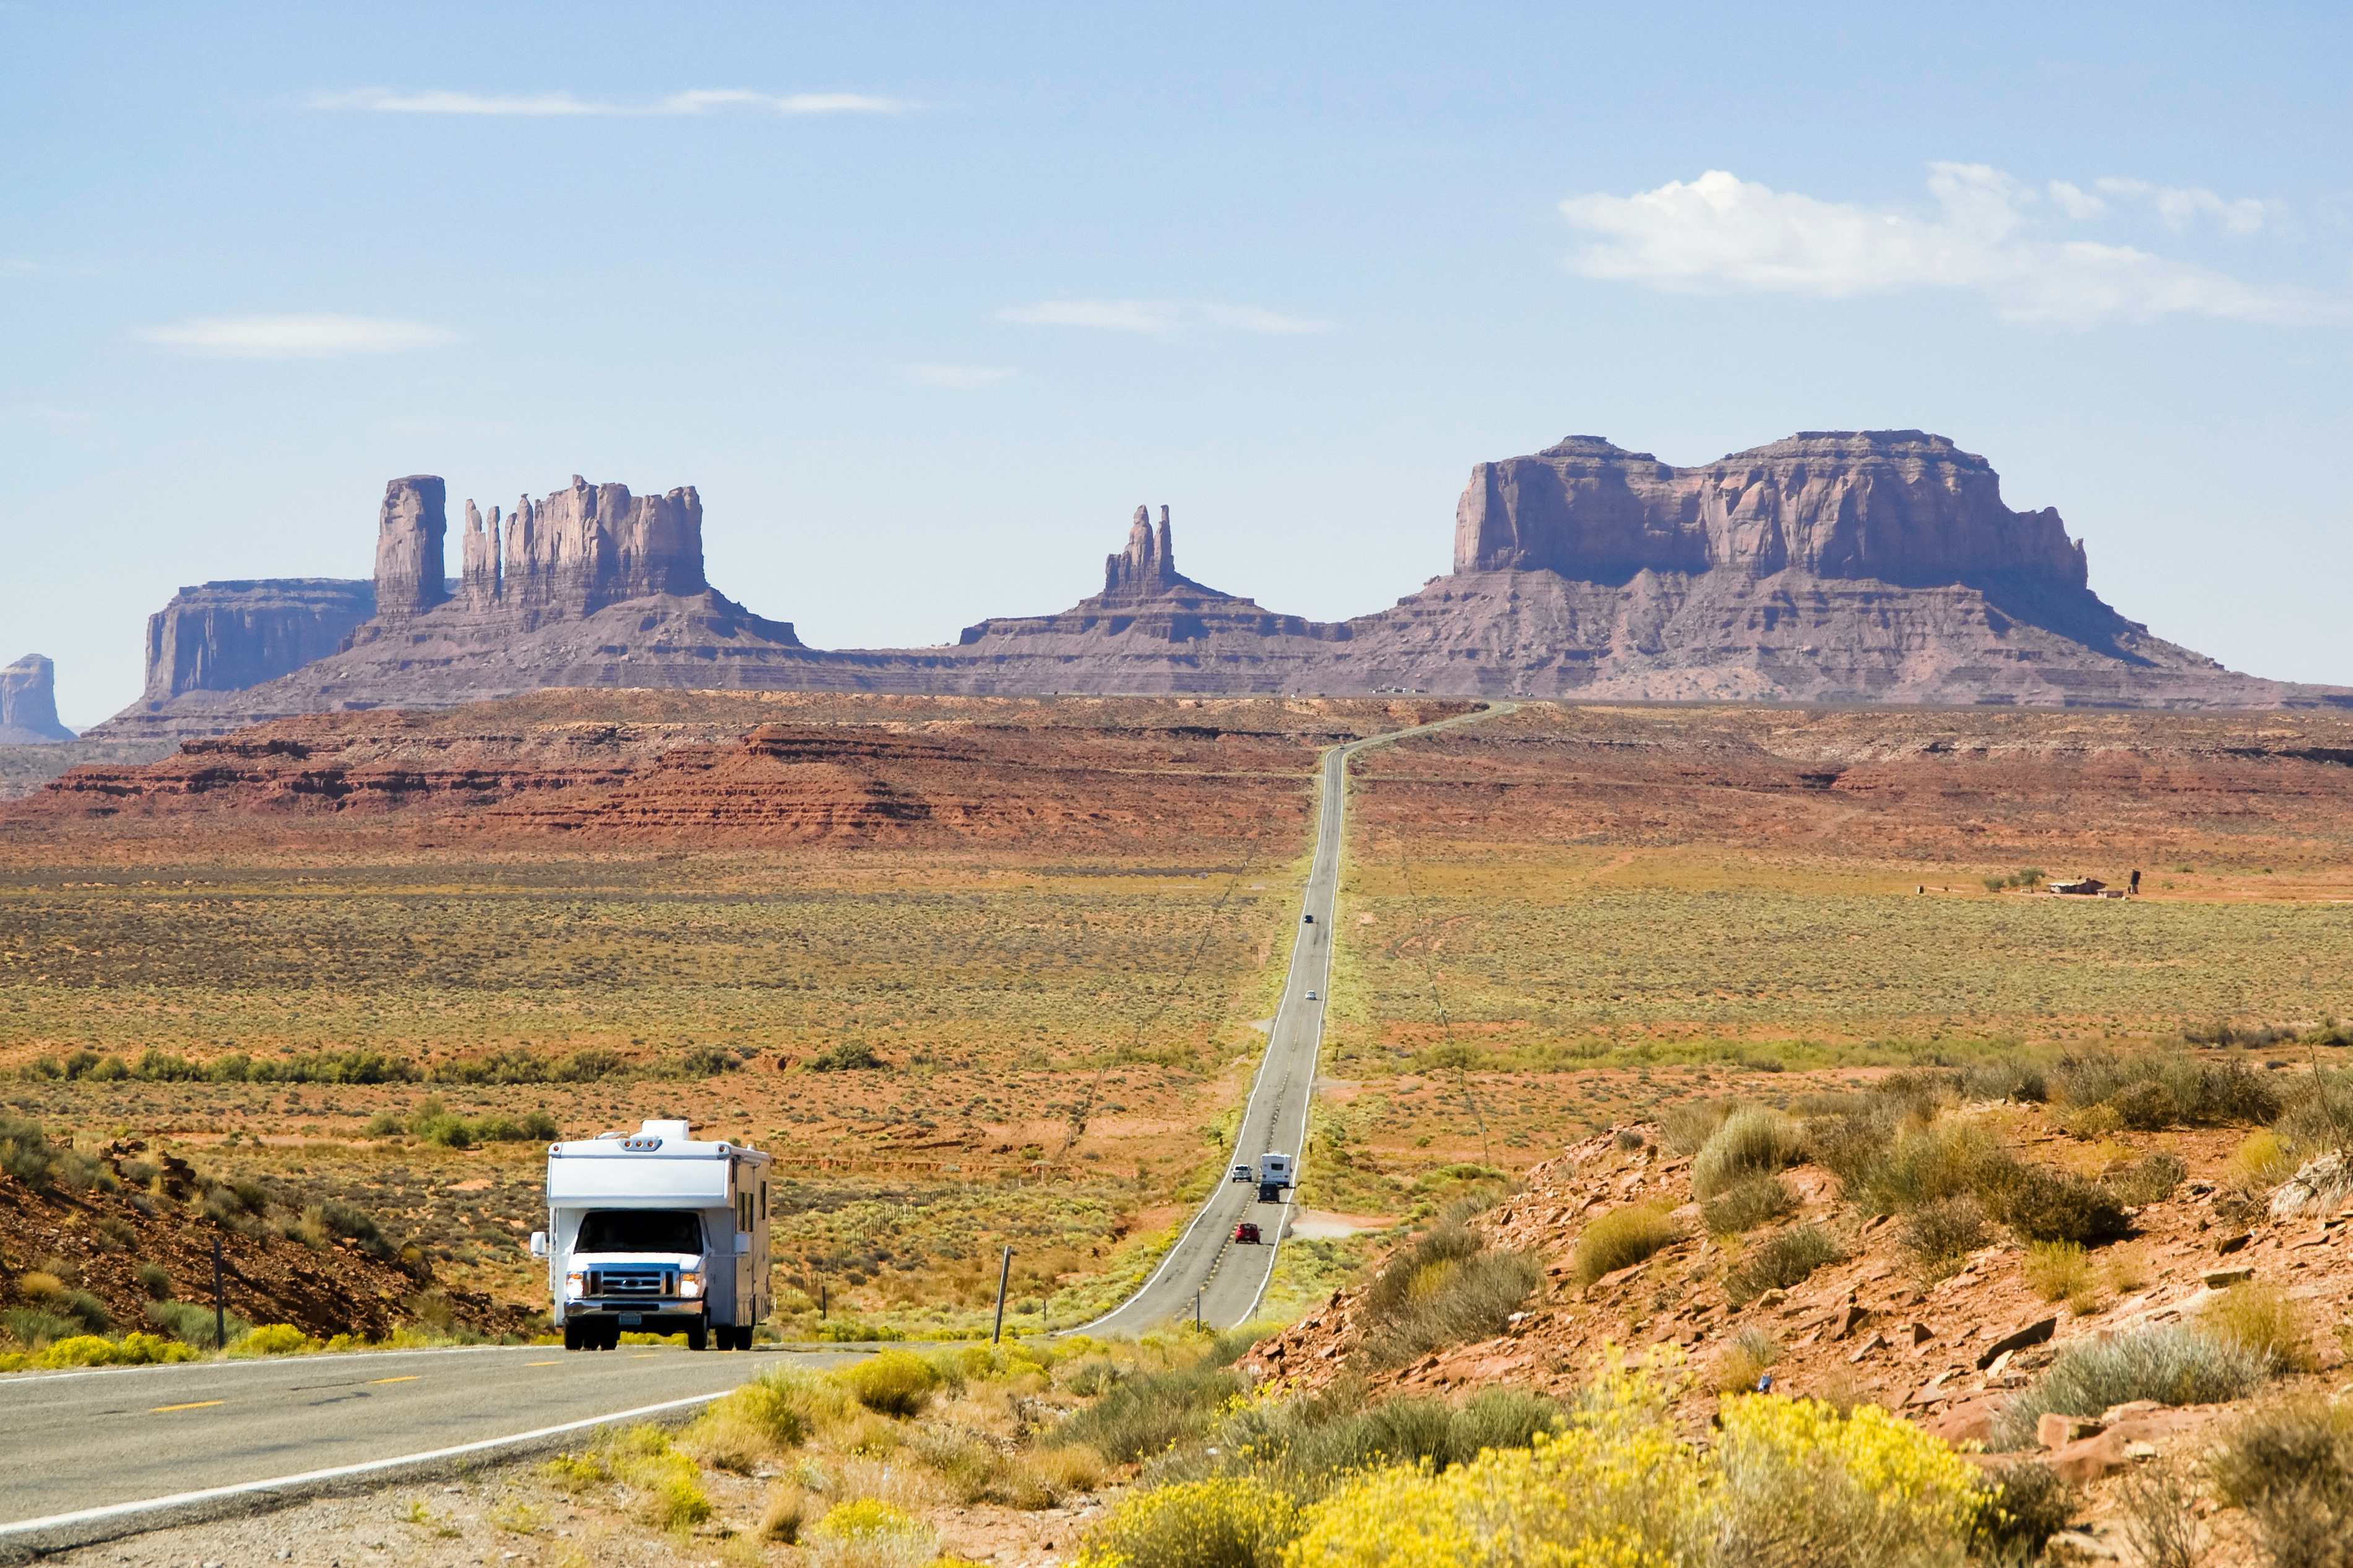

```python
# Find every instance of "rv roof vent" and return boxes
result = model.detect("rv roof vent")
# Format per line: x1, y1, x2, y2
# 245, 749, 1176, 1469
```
641, 1119, 692, 1141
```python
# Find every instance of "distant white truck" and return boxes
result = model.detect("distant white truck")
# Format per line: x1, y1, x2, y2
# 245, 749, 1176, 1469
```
531, 1119, 772, 1352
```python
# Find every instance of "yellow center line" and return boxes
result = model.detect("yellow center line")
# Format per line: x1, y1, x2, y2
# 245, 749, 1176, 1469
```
367, 1375, 421, 1384
524, 1359, 561, 1366
150, 1400, 223, 1412
631, 1353, 660, 1359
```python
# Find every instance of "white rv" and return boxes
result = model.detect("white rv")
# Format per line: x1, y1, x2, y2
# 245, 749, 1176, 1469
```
531, 1119, 772, 1351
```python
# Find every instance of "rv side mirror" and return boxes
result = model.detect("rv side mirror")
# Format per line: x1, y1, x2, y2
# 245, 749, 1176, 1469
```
530, 1232, 548, 1259
735, 1231, 754, 1256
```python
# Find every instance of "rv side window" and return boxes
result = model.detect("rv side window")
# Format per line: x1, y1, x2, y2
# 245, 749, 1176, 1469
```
759, 1184, 766, 1221
577, 1210, 703, 1252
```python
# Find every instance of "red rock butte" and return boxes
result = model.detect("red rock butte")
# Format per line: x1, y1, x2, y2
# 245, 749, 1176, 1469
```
81, 433, 2351, 741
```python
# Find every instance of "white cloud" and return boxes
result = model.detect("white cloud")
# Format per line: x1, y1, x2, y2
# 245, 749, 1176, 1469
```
1196, 303, 1335, 334
2048, 179, 2106, 220
311, 87, 910, 116
2116, 181, 2271, 235
997, 299, 1334, 335
134, 314, 456, 359
999, 299, 1184, 334
902, 363, 1016, 389
1560, 164, 2346, 326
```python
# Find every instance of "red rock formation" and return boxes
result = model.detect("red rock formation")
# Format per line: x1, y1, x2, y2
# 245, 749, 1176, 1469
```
371, 475, 449, 621
0, 654, 74, 743
134, 579, 378, 705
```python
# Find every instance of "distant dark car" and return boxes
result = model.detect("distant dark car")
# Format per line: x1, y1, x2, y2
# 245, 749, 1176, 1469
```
1233, 1222, 1262, 1244
1305, 991, 1318, 1001
1303, 914, 1313, 923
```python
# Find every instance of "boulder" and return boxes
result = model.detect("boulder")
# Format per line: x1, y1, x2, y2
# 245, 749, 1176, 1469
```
2271, 1153, 2353, 1220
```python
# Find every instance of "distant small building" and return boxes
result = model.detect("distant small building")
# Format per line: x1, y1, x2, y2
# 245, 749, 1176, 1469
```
2049, 877, 2107, 895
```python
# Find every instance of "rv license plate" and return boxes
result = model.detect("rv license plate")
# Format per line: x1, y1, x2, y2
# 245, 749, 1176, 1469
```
618, 1314, 642, 1326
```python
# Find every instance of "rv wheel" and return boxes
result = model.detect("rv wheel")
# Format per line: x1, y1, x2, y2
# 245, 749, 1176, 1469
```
688, 1325, 709, 1351
563, 1322, 582, 1351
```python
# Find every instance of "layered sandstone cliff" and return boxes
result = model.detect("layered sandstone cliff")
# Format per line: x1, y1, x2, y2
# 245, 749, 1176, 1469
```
135, 579, 378, 706
80, 434, 2352, 732
0, 655, 75, 743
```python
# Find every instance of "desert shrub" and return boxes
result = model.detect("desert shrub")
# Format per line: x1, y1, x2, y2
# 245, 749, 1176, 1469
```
1872, 1069, 1966, 1121
1, 1114, 63, 1188
1714, 1325, 1783, 1395
306, 1200, 394, 1258
29, 1331, 197, 1369
2273, 1070, 2353, 1160
805, 1498, 936, 1568
1901, 1195, 1990, 1275
1071, 1476, 1298, 1568
2202, 1282, 2315, 1372
760, 1481, 811, 1543
1993, 1325, 2271, 1448
1860, 1119, 2017, 1214
810, 1041, 886, 1072
1712, 1394, 1985, 1568
2234, 1129, 2299, 1185
234, 1323, 316, 1356
1971, 1460, 2070, 1563
1571, 1202, 1682, 1286
2120, 1460, 2206, 1568
1364, 1213, 1482, 1320
14, 1269, 64, 1302
135, 1261, 173, 1300
838, 1350, 943, 1416
1988, 1165, 2130, 1245
1703, 1172, 1799, 1236
2105, 1151, 2188, 1205
1961, 1058, 2050, 1105
1657, 1097, 1738, 1157
2209, 1395, 2353, 1509
2, 1307, 79, 1349
2052, 1049, 2281, 1128
1725, 1223, 1841, 1305
1691, 1106, 1807, 1199
1803, 1109, 1897, 1190
1051, 1360, 1246, 1463
146, 1298, 253, 1346
60, 1288, 111, 1334
2023, 1241, 2097, 1309
1277, 1363, 1706, 1567
1209, 1387, 1562, 1493
685, 1368, 857, 1467
1363, 1249, 1541, 1367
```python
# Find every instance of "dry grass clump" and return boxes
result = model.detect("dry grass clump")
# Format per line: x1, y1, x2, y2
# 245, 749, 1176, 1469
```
805, 1497, 939, 1568
839, 1350, 943, 1417
2102, 1150, 2188, 1205
1658, 1098, 1738, 1157
1970, 1461, 2070, 1564
2023, 1241, 2097, 1311
2201, 1282, 2316, 1372
1993, 1325, 2271, 1449
1571, 1202, 1682, 1287
1713, 1325, 1783, 1395
1691, 1107, 1806, 1199
1702, 1173, 1799, 1236
1725, 1223, 1841, 1305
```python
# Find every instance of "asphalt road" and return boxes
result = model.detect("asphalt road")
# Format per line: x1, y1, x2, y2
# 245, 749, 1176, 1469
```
1081, 704, 1510, 1334
0, 1342, 866, 1528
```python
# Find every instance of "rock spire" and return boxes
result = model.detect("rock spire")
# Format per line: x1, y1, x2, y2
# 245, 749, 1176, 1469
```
373, 475, 450, 619
1103, 505, 1180, 598
0, 654, 76, 743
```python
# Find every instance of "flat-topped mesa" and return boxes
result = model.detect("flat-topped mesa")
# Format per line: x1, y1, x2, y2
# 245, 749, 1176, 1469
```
1453, 430, 2089, 590
140, 579, 378, 703
373, 475, 450, 621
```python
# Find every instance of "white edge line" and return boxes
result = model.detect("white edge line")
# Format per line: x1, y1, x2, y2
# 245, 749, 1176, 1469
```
0, 1390, 725, 1540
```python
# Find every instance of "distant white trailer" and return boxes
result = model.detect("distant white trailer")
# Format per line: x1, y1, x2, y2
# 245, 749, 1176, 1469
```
531, 1119, 772, 1353
1258, 1153, 1295, 1189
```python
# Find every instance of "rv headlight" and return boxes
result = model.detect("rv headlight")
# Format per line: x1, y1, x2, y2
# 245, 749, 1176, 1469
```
678, 1272, 705, 1299
564, 1272, 586, 1300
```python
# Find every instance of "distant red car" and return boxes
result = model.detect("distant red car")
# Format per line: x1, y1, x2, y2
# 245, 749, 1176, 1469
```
1233, 1222, 1262, 1244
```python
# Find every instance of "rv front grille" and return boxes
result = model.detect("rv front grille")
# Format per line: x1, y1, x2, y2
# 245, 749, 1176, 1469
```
588, 1269, 674, 1297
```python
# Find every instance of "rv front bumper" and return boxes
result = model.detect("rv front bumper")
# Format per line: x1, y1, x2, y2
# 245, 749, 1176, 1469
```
570, 1300, 706, 1327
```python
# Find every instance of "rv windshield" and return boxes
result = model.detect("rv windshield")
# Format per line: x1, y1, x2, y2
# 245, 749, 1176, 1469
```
577, 1210, 704, 1254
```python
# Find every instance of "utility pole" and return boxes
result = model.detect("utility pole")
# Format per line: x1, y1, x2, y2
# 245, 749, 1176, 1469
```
212, 1234, 226, 1350
819, 1280, 827, 1320
991, 1246, 1013, 1345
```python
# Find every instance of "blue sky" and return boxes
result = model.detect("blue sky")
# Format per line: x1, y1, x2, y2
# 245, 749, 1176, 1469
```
5, 1, 2349, 728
